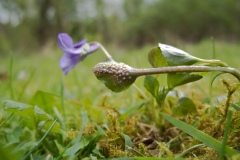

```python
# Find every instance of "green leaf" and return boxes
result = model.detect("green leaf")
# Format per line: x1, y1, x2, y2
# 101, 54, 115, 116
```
95, 124, 106, 136
64, 133, 101, 159
231, 103, 240, 111
121, 133, 132, 151
148, 43, 228, 68
158, 43, 228, 67
219, 109, 233, 160
90, 154, 98, 160
92, 148, 105, 158
148, 47, 168, 68
4, 100, 31, 111
34, 105, 52, 121
147, 45, 203, 90
54, 140, 65, 154
155, 86, 170, 107
31, 90, 63, 112
167, 73, 203, 89
63, 137, 90, 157
161, 113, 239, 157
174, 97, 197, 116
144, 75, 159, 97
42, 120, 61, 133
63, 111, 88, 160
148, 44, 201, 67
34, 106, 59, 132
159, 43, 201, 66
20, 119, 58, 160
3, 100, 59, 133
3, 100, 34, 118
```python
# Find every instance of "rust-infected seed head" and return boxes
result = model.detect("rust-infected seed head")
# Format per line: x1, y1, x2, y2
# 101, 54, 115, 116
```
93, 60, 137, 92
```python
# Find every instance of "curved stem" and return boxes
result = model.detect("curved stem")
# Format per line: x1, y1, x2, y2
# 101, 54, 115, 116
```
130, 66, 240, 81
90, 42, 112, 59
132, 84, 148, 99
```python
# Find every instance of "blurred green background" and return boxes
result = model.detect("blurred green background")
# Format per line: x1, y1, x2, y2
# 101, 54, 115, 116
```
1, 0, 240, 55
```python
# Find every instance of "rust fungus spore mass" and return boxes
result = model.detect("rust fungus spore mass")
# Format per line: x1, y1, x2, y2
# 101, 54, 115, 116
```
93, 61, 137, 92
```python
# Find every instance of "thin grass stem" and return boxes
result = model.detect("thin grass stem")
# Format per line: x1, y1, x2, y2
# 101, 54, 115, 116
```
90, 42, 112, 59
132, 84, 148, 99
21, 119, 57, 160
0, 112, 13, 128
9, 55, 15, 99
126, 146, 145, 157
219, 109, 233, 160
17, 70, 35, 100
60, 79, 66, 118
177, 144, 205, 158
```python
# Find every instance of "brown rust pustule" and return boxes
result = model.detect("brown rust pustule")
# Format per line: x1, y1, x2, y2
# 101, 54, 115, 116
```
93, 60, 137, 92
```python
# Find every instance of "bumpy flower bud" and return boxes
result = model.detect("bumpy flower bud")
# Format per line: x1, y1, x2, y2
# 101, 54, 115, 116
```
92, 60, 137, 92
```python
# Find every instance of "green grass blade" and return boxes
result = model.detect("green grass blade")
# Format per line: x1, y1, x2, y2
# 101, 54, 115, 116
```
161, 113, 239, 157
63, 110, 88, 160
20, 119, 57, 160
122, 133, 132, 151
0, 112, 13, 128
17, 70, 35, 100
119, 101, 147, 120
95, 123, 106, 136
60, 79, 66, 118
219, 109, 233, 160
177, 144, 205, 158
9, 55, 14, 99
231, 103, 240, 111
53, 106, 65, 128
55, 141, 72, 160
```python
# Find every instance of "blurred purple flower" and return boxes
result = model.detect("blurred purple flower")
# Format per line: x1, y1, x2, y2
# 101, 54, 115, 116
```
58, 33, 99, 75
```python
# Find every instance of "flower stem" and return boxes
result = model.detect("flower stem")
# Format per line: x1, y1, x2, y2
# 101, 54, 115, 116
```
132, 84, 148, 99
91, 42, 112, 59
130, 66, 240, 81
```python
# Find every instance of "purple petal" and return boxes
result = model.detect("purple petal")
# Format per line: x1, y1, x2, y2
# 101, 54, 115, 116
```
62, 47, 84, 55
63, 42, 99, 55
59, 53, 81, 75
58, 33, 74, 50
58, 34, 100, 75
73, 39, 87, 48
88, 43, 100, 53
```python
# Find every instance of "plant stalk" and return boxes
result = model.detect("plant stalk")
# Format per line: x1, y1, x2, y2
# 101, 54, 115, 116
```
130, 66, 240, 81
90, 42, 112, 59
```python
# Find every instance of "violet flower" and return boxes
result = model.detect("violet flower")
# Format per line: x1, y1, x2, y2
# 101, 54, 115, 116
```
58, 33, 99, 75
